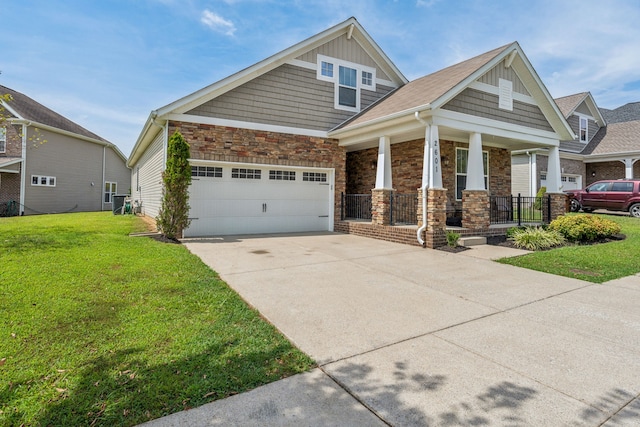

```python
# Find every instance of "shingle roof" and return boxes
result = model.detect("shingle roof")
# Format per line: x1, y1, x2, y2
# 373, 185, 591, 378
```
336, 43, 513, 130
554, 92, 588, 118
0, 85, 108, 142
582, 119, 640, 155
600, 102, 640, 124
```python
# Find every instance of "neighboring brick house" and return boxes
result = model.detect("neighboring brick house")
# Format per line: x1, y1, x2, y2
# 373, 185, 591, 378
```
512, 93, 639, 197
128, 18, 574, 247
0, 85, 130, 215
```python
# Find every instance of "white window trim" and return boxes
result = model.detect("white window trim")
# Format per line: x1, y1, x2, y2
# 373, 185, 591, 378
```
455, 148, 489, 201
0, 127, 6, 153
316, 54, 376, 113
104, 181, 117, 203
578, 115, 589, 142
31, 175, 56, 187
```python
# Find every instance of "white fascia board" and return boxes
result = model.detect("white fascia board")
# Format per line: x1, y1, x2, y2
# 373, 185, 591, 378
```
127, 115, 164, 167
167, 113, 328, 139
583, 152, 640, 162
433, 109, 561, 146
10, 118, 111, 147
0, 101, 23, 119
349, 24, 408, 85
583, 93, 607, 126
329, 104, 431, 139
0, 158, 23, 173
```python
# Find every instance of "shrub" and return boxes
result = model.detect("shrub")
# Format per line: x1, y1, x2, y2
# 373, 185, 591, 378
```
533, 186, 546, 210
506, 226, 524, 238
509, 226, 565, 251
549, 214, 621, 242
446, 230, 460, 247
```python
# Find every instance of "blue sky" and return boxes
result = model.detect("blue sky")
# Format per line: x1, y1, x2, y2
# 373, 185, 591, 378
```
2, 0, 640, 156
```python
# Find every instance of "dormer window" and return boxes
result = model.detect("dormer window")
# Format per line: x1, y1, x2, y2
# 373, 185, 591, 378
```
579, 117, 588, 142
317, 54, 375, 112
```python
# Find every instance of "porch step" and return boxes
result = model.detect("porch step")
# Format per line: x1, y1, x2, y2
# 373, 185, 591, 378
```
459, 236, 487, 247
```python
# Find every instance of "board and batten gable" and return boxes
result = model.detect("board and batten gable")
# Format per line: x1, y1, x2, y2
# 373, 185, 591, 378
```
477, 64, 531, 96
130, 131, 164, 219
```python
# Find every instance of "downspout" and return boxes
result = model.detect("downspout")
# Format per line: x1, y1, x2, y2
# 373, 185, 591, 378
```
101, 146, 106, 211
414, 112, 429, 247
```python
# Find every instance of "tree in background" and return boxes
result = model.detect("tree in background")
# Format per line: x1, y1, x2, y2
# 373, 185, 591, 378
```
157, 131, 192, 240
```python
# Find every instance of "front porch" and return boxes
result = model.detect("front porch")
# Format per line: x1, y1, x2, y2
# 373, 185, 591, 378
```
336, 191, 565, 248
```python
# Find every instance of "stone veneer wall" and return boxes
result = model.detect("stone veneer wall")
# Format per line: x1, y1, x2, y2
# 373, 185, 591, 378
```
168, 121, 346, 224
346, 139, 512, 208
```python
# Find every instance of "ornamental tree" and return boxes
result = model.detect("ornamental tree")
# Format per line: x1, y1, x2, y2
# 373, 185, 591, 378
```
156, 131, 192, 239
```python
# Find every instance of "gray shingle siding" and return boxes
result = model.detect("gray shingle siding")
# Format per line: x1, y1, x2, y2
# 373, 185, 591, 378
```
187, 64, 394, 132
477, 66, 530, 96
442, 88, 553, 132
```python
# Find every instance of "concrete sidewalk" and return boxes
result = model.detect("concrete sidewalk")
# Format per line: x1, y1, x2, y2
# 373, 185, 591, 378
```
141, 233, 640, 426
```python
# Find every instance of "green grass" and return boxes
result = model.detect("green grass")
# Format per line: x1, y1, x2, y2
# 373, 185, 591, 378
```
0, 212, 314, 426
499, 214, 640, 283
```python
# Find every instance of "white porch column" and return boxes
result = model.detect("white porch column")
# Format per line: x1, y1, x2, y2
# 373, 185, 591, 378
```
622, 158, 636, 179
546, 145, 562, 193
427, 125, 443, 189
466, 132, 485, 190
375, 135, 392, 189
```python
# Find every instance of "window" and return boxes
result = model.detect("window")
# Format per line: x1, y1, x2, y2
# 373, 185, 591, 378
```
455, 148, 488, 200
31, 175, 56, 187
0, 127, 6, 153
361, 71, 373, 87
104, 182, 117, 203
338, 65, 357, 108
579, 117, 588, 142
269, 170, 296, 181
316, 55, 375, 112
321, 61, 333, 78
611, 182, 633, 192
231, 168, 261, 179
191, 166, 222, 177
302, 172, 327, 182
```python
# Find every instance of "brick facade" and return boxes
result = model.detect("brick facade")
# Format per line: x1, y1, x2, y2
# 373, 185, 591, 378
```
586, 161, 626, 186
168, 121, 347, 224
1, 124, 23, 157
0, 124, 23, 206
334, 220, 422, 247
346, 138, 512, 212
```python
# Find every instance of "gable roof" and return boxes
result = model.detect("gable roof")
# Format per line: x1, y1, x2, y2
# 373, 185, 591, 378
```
332, 42, 574, 142
554, 91, 606, 127
335, 44, 512, 130
600, 102, 640, 124
128, 17, 408, 166
1, 85, 106, 142
582, 119, 640, 157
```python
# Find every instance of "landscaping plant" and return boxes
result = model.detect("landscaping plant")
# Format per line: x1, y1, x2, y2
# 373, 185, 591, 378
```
508, 226, 565, 251
446, 230, 461, 247
548, 214, 621, 242
157, 131, 192, 240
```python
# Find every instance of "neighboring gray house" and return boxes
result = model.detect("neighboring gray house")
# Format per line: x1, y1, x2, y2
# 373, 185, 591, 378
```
128, 18, 573, 247
0, 85, 130, 215
512, 93, 639, 195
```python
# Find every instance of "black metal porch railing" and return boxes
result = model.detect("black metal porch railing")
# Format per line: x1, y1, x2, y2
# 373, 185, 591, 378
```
391, 193, 418, 225
341, 193, 372, 220
490, 194, 551, 226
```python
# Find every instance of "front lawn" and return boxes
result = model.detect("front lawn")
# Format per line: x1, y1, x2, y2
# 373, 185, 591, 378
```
0, 213, 313, 426
498, 214, 640, 283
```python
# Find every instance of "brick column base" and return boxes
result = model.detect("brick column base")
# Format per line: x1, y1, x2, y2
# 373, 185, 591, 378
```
548, 193, 568, 222
462, 190, 490, 230
371, 189, 393, 225
425, 188, 447, 248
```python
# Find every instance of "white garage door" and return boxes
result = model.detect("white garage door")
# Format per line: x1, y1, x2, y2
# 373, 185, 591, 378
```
540, 173, 582, 192
184, 163, 333, 237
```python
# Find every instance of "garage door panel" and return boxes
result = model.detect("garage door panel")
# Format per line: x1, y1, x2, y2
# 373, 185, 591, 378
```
185, 166, 332, 237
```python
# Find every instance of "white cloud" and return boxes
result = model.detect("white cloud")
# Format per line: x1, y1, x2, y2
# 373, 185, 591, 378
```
200, 10, 236, 36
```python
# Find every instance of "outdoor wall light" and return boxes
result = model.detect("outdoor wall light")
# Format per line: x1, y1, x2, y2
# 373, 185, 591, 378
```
591, 171, 596, 177
371, 161, 377, 169
441, 156, 449, 166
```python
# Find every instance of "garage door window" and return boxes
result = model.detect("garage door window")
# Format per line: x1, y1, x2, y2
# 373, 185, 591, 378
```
191, 166, 222, 177
269, 170, 296, 181
232, 168, 261, 179
303, 172, 327, 182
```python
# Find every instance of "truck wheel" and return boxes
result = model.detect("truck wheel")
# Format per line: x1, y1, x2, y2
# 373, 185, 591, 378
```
630, 203, 640, 218
569, 199, 581, 212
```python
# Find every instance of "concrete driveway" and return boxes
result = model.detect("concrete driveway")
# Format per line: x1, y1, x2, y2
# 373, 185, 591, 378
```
146, 232, 640, 426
